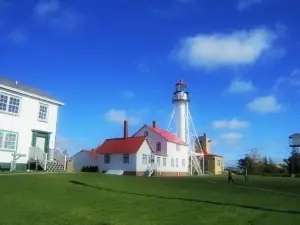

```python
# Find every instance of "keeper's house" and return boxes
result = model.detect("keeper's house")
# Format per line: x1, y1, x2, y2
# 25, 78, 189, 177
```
0, 77, 63, 171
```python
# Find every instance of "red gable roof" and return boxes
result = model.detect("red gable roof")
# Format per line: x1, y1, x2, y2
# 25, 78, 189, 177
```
96, 136, 147, 154
71, 150, 99, 159
84, 150, 99, 159
146, 125, 186, 145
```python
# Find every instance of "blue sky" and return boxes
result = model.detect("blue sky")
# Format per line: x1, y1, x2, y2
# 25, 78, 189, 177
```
1, 0, 299, 164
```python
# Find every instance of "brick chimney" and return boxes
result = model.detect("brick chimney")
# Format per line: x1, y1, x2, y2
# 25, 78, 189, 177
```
153, 121, 157, 128
124, 120, 128, 139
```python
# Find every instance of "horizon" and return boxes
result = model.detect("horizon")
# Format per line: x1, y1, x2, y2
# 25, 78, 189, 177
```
1, 0, 299, 166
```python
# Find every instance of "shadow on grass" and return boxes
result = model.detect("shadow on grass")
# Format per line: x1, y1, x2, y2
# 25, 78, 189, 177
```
69, 180, 300, 215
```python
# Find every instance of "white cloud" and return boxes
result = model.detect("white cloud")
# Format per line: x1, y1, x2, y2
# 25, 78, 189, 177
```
273, 69, 300, 90
122, 90, 135, 99
220, 132, 244, 143
236, 0, 262, 11
173, 28, 276, 70
228, 79, 256, 93
213, 118, 250, 129
34, 0, 81, 30
247, 95, 284, 114
34, 0, 60, 17
8, 28, 27, 43
105, 109, 141, 125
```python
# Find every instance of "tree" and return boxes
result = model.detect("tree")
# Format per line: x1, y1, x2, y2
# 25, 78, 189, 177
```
268, 157, 274, 165
262, 156, 268, 165
237, 155, 256, 174
248, 148, 262, 163
281, 151, 300, 175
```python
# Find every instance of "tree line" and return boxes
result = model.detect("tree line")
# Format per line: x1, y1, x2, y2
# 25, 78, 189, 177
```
236, 148, 300, 176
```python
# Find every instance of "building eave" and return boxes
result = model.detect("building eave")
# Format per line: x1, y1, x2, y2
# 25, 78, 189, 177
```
0, 84, 64, 106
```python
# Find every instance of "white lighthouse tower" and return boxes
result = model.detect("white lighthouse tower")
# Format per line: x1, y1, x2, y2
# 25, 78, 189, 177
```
172, 80, 189, 143
168, 80, 204, 175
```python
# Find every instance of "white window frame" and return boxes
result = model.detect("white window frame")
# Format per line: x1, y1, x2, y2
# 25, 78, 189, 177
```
176, 158, 178, 167
104, 154, 110, 164
156, 142, 161, 152
157, 157, 161, 167
163, 158, 166, 167
0, 130, 18, 152
38, 102, 49, 122
0, 92, 21, 116
123, 154, 129, 164
182, 159, 186, 168
171, 158, 174, 167
142, 154, 147, 165
176, 144, 180, 151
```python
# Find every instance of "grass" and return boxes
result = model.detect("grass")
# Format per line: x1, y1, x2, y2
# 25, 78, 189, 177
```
0, 173, 300, 225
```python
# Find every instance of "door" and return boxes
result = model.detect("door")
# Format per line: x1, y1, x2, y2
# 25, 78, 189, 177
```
36, 136, 46, 152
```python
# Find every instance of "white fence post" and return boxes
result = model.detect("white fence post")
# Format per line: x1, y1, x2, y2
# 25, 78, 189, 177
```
44, 153, 48, 171
64, 155, 67, 171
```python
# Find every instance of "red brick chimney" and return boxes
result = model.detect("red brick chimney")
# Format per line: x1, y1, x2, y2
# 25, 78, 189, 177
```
153, 121, 157, 128
124, 120, 128, 139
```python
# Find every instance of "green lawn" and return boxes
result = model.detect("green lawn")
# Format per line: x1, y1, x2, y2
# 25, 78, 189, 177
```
0, 173, 300, 225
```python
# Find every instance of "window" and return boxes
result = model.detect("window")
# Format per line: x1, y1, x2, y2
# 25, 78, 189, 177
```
0, 130, 18, 151
176, 158, 178, 167
104, 154, 110, 164
157, 157, 161, 166
171, 158, 174, 167
176, 144, 180, 151
144, 131, 148, 136
163, 158, 166, 167
123, 154, 129, 164
148, 155, 151, 164
217, 160, 220, 166
182, 159, 186, 168
142, 154, 147, 165
38, 104, 48, 121
156, 142, 161, 152
0, 93, 20, 115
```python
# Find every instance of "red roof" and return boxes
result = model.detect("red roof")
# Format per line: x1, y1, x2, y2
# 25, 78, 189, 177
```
146, 125, 186, 145
84, 150, 99, 159
96, 136, 147, 154
72, 150, 99, 159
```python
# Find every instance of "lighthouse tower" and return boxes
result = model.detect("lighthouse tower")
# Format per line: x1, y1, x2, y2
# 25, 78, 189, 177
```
172, 80, 189, 143
168, 80, 204, 175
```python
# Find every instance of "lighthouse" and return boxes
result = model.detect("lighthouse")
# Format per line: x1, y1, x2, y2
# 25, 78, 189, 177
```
172, 80, 190, 143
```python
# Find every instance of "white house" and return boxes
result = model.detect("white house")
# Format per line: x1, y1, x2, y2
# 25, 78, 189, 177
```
0, 77, 64, 171
96, 120, 154, 176
132, 121, 189, 176
71, 150, 99, 172
95, 120, 189, 176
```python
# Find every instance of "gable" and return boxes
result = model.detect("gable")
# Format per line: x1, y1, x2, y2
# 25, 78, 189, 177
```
95, 136, 147, 154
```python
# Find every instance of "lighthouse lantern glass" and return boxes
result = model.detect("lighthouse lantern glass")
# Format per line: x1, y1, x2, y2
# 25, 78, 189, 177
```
176, 84, 187, 93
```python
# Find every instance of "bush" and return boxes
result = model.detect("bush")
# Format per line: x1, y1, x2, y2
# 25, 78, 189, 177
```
81, 166, 99, 172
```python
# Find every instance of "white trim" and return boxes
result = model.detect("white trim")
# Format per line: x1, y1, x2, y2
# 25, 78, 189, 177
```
0, 91, 22, 116
0, 84, 64, 106
0, 130, 18, 152
38, 102, 49, 122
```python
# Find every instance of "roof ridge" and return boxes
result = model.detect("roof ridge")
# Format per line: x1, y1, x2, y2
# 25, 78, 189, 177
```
146, 125, 186, 145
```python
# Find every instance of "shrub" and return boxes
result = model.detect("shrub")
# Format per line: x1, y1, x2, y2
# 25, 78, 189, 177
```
81, 166, 99, 172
